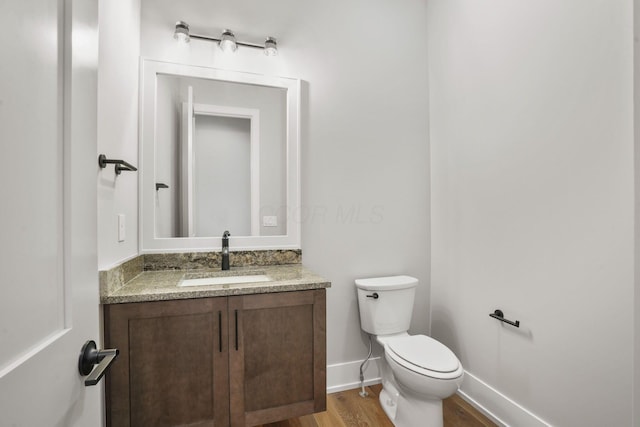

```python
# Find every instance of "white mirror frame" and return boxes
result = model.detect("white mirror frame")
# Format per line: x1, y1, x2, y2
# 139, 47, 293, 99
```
139, 59, 301, 252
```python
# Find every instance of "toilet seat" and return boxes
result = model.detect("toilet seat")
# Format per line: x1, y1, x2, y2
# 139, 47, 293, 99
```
385, 335, 462, 380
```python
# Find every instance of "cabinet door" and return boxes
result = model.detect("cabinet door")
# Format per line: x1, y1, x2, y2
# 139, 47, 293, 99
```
104, 298, 230, 427
228, 290, 326, 426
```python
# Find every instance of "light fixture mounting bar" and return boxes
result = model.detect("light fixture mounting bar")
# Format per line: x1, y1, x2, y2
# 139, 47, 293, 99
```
189, 34, 222, 43
235, 40, 265, 49
190, 33, 264, 50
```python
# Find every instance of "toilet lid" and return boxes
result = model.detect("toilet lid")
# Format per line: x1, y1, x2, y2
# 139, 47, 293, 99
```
355, 275, 418, 291
386, 335, 459, 373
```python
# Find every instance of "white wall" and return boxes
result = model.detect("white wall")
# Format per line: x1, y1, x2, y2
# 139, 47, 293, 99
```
635, 0, 640, 423
428, 1, 634, 425
97, 0, 141, 269
138, 0, 430, 373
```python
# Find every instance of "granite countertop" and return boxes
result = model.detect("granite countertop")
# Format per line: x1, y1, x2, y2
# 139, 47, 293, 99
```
101, 264, 331, 304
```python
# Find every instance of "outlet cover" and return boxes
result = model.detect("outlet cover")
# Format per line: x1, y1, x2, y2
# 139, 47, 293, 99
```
262, 216, 278, 227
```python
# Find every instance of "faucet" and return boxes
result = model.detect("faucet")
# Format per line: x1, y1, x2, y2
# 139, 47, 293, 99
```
222, 230, 231, 270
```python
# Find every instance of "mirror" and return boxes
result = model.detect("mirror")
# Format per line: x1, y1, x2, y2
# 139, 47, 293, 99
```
155, 75, 286, 238
140, 60, 301, 252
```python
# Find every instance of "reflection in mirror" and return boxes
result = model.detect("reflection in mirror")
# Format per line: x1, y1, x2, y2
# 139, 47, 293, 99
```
140, 60, 301, 252
190, 111, 254, 237
154, 75, 286, 238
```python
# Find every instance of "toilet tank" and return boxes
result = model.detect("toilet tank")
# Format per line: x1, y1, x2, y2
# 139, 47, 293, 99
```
355, 276, 418, 336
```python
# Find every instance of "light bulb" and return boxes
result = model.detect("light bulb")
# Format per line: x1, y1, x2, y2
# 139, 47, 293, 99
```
219, 30, 237, 53
173, 21, 190, 43
264, 37, 278, 56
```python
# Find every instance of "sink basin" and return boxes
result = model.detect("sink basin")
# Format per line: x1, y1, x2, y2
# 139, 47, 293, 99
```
178, 274, 271, 288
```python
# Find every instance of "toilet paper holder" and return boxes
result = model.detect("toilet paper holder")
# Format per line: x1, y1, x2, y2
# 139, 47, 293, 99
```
489, 309, 520, 328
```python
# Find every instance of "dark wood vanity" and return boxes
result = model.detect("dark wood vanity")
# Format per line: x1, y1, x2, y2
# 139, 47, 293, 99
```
104, 55, 314, 426
104, 289, 326, 427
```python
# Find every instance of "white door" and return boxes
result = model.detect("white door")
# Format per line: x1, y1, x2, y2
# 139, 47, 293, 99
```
0, 0, 102, 426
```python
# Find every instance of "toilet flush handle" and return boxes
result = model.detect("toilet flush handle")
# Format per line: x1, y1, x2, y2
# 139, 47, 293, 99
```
366, 293, 379, 299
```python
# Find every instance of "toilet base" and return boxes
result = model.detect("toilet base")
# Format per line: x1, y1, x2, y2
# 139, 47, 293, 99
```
379, 381, 444, 427
379, 384, 399, 422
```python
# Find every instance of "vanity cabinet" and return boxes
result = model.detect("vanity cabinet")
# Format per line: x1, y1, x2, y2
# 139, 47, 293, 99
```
103, 289, 326, 427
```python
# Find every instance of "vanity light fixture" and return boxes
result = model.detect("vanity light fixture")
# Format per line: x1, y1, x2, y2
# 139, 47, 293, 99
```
173, 21, 190, 43
173, 21, 278, 56
219, 29, 238, 53
264, 37, 278, 56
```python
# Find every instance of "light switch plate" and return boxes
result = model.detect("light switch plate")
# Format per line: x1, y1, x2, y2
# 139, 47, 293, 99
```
118, 214, 126, 242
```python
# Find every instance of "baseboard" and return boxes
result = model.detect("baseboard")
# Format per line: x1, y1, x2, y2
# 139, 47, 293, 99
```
327, 357, 382, 394
459, 370, 551, 427
327, 362, 551, 426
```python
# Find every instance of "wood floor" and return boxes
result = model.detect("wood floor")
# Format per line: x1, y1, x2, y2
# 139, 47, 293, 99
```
256, 384, 497, 427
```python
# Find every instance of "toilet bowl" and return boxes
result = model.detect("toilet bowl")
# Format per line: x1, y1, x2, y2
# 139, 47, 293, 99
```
355, 276, 464, 427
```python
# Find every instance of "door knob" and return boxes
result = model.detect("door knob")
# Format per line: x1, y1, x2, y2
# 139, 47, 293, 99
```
78, 340, 119, 386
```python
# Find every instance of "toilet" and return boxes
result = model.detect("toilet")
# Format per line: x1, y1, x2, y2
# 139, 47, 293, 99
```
355, 275, 464, 427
